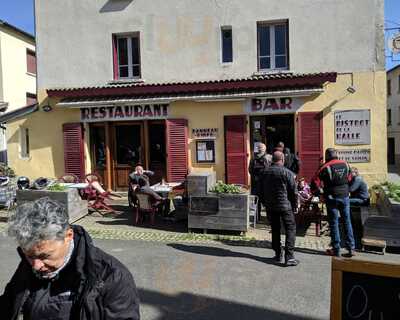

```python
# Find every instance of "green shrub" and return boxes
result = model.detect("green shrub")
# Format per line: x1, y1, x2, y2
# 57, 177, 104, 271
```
0, 163, 16, 177
47, 183, 67, 191
209, 181, 243, 194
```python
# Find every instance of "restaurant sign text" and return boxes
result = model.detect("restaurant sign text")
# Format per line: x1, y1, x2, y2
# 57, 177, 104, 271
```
245, 97, 303, 114
80, 104, 169, 122
335, 110, 371, 145
337, 149, 371, 163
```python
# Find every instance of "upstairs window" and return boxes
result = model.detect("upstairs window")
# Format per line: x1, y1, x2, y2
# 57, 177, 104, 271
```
221, 27, 233, 63
388, 79, 392, 96
26, 49, 36, 75
257, 21, 288, 71
26, 93, 37, 106
114, 34, 141, 79
388, 109, 392, 126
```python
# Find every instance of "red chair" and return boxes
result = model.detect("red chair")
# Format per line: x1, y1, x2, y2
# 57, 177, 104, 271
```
134, 191, 161, 225
83, 173, 120, 214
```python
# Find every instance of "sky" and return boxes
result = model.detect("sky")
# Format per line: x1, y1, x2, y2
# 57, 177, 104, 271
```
0, 0, 399, 70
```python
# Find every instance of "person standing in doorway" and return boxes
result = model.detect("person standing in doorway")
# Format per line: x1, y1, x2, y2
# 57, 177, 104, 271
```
263, 151, 299, 266
314, 148, 355, 257
249, 143, 271, 221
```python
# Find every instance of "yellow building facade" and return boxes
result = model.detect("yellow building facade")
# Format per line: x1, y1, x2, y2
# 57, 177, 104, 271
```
4, 71, 387, 190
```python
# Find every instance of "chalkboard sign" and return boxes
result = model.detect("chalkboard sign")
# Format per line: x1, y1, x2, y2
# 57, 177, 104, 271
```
331, 258, 400, 320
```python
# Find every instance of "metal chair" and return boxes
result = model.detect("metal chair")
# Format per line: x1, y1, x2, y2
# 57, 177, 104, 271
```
296, 197, 322, 236
248, 195, 258, 228
134, 192, 160, 225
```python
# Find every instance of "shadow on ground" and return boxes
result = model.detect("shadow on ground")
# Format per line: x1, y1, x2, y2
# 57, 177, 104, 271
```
138, 288, 319, 320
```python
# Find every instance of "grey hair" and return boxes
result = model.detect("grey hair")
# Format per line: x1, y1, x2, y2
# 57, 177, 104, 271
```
8, 197, 69, 250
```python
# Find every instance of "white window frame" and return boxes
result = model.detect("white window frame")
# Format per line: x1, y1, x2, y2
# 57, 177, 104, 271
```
19, 127, 30, 159
116, 35, 141, 79
258, 22, 288, 71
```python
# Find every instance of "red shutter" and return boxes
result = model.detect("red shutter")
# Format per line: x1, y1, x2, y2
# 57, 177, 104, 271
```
112, 35, 119, 80
297, 112, 323, 182
63, 123, 85, 180
166, 119, 188, 183
224, 115, 248, 185
26, 49, 36, 75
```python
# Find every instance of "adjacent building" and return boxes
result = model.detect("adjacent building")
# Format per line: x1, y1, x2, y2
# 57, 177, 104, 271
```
387, 64, 400, 170
2, 0, 387, 190
0, 20, 36, 163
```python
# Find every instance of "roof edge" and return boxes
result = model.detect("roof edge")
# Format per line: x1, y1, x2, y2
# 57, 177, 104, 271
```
387, 64, 400, 74
0, 20, 35, 42
0, 104, 39, 123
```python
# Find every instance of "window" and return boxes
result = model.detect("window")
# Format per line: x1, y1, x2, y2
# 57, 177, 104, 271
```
388, 109, 392, 126
114, 34, 141, 79
26, 49, 36, 75
257, 21, 288, 71
221, 27, 233, 63
388, 79, 392, 96
20, 127, 30, 158
26, 93, 37, 106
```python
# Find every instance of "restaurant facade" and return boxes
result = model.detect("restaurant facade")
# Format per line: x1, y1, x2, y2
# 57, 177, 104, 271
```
2, 0, 387, 190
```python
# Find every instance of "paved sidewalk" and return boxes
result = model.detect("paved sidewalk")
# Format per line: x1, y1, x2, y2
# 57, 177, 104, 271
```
0, 198, 331, 252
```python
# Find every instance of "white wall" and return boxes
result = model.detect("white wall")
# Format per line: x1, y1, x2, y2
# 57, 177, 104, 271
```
0, 28, 36, 112
36, 0, 385, 89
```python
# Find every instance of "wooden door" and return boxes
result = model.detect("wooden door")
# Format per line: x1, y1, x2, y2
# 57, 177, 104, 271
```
113, 122, 144, 190
166, 119, 188, 183
63, 123, 85, 180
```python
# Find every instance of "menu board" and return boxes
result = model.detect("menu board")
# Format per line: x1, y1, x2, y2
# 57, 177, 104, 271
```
196, 140, 215, 163
331, 258, 400, 320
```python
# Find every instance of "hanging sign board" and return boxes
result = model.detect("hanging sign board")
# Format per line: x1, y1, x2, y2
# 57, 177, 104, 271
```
330, 258, 400, 320
335, 110, 371, 145
192, 128, 218, 139
245, 97, 303, 114
337, 149, 371, 163
80, 104, 169, 122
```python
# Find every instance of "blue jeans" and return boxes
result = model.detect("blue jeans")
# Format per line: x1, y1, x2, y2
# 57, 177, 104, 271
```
326, 196, 355, 252
349, 197, 369, 206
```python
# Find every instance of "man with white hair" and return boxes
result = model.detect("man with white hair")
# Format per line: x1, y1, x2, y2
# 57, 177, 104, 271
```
0, 197, 140, 320
248, 143, 271, 221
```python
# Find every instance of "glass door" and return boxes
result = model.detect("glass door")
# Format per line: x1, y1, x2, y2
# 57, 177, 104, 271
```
113, 123, 144, 190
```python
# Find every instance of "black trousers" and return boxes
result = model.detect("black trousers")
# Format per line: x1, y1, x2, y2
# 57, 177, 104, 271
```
270, 209, 296, 260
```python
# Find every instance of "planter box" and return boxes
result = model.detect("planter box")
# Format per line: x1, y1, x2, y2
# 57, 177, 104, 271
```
187, 172, 216, 196
17, 189, 88, 223
188, 193, 249, 232
377, 187, 400, 219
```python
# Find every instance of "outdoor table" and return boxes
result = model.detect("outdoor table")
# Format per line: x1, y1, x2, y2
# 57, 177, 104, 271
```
59, 182, 89, 189
150, 183, 180, 216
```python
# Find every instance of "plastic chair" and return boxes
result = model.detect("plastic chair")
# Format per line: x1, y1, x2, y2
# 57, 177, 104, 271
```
248, 195, 258, 228
134, 192, 160, 225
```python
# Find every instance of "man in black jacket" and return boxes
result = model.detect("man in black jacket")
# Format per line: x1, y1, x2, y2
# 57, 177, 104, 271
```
263, 151, 299, 266
314, 148, 355, 257
0, 197, 140, 320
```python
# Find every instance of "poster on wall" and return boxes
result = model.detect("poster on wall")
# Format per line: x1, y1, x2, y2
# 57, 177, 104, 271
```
196, 140, 215, 163
337, 149, 371, 163
335, 110, 371, 145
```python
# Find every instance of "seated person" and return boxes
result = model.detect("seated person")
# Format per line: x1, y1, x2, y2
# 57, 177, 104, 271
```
298, 178, 312, 204
129, 165, 154, 188
349, 167, 370, 206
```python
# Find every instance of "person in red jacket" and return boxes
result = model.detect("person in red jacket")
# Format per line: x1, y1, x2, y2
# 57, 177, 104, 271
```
313, 148, 355, 257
